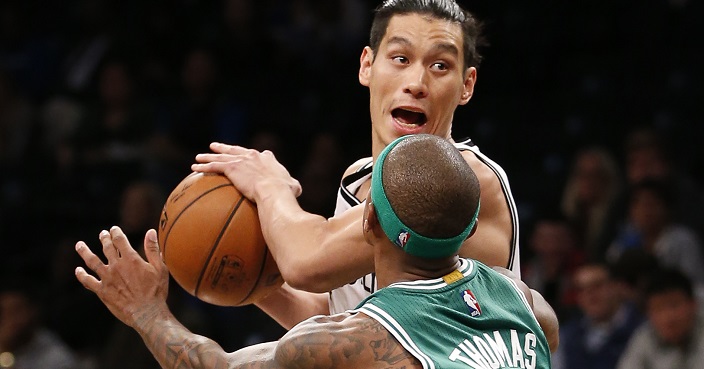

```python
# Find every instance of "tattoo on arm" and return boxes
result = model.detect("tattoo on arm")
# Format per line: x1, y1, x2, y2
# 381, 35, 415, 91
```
133, 309, 419, 369
135, 306, 226, 369
277, 314, 421, 369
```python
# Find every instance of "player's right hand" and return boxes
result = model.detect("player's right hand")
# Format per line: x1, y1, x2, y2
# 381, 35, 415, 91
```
192, 142, 303, 201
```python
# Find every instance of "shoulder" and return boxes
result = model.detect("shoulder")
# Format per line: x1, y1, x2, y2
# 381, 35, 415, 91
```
491, 266, 534, 306
460, 150, 503, 191
342, 157, 373, 178
276, 312, 421, 369
622, 323, 657, 353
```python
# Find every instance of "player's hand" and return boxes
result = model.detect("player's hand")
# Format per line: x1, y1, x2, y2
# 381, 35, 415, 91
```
75, 226, 170, 328
191, 142, 302, 201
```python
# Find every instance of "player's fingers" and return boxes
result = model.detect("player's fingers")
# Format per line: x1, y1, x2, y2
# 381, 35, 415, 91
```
109, 226, 138, 260
75, 266, 101, 293
99, 229, 119, 261
75, 241, 107, 277
209, 142, 252, 155
191, 160, 229, 173
194, 153, 236, 164
143, 229, 166, 274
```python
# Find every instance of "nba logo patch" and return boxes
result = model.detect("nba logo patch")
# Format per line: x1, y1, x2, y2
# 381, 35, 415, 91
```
462, 290, 482, 317
395, 230, 410, 248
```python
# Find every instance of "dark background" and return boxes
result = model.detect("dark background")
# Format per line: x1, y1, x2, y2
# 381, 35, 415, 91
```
1, 0, 703, 363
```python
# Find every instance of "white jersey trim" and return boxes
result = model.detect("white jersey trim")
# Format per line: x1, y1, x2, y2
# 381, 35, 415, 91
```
356, 303, 435, 369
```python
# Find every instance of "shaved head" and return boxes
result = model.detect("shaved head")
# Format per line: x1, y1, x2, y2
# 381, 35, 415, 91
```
381, 134, 480, 239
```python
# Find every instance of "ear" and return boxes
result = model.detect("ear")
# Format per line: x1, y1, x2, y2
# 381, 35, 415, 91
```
459, 67, 477, 105
363, 197, 379, 245
466, 220, 478, 240
359, 46, 373, 87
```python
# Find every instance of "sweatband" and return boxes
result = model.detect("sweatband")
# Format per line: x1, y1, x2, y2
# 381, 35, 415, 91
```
370, 136, 480, 258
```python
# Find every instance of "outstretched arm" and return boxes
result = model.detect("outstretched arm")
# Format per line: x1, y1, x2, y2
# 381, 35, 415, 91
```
74, 227, 419, 369
74, 226, 283, 369
192, 144, 374, 292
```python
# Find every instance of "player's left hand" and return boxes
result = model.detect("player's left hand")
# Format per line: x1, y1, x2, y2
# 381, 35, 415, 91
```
75, 226, 170, 328
191, 142, 302, 201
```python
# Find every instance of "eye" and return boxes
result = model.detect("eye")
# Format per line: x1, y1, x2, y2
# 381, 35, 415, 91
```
392, 56, 409, 64
431, 62, 448, 71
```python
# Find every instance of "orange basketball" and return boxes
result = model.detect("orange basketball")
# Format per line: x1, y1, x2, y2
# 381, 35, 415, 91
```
158, 172, 282, 306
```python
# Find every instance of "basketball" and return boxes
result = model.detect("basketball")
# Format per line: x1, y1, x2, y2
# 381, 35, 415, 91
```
158, 172, 283, 306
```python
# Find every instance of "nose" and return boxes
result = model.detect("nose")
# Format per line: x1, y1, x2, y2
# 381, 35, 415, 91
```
403, 64, 428, 98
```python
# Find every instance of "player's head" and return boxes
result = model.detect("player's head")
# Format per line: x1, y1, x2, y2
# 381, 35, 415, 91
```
364, 134, 480, 259
359, 0, 485, 157
369, 0, 484, 70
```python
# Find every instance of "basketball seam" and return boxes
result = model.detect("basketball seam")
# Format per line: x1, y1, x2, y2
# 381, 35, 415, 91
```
194, 195, 245, 298
237, 240, 270, 305
162, 183, 232, 258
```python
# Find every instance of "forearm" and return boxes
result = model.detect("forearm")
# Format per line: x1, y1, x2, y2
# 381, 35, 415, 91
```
254, 183, 374, 292
133, 304, 232, 369
255, 283, 331, 330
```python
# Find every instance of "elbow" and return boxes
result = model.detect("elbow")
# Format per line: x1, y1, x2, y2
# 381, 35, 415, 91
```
277, 259, 332, 293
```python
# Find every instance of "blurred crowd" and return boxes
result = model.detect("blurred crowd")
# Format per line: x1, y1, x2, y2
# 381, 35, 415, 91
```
1, 0, 703, 368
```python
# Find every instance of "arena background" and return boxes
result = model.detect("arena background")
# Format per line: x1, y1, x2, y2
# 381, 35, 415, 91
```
1, 0, 703, 365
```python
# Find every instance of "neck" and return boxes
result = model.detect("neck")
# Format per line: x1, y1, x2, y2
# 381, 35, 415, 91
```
375, 244, 461, 288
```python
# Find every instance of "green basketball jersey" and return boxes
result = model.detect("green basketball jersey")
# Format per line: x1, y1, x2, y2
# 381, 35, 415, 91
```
354, 259, 551, 369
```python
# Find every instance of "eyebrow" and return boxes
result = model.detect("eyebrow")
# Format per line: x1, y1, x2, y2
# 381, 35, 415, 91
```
386, 36, 460, 57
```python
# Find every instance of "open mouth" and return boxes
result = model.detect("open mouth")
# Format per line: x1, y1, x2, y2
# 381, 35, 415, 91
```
392, 108, 427, 126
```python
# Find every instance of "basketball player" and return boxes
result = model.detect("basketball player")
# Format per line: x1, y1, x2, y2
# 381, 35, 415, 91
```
191, 0, 558, 348
75, 134, 552, 369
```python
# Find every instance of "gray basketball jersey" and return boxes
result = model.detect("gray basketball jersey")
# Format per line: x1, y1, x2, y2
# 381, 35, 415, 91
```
329, 138, 521, 314
354, 259, 551, 369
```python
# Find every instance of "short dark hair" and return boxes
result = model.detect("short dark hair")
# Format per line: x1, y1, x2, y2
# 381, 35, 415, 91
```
644, 268, 694, 301
369, 0, 485, 70
382, 134, 480, 238
628, 178, 675, 210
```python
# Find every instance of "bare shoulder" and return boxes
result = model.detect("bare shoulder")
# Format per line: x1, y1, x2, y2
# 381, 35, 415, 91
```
459, 151, 502, 192
342, 157, 373, 178
275, 312, 422, 369
458, 151, 513, 268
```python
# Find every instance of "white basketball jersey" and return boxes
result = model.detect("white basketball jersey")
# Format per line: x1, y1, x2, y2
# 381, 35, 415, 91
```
328, 138, 521, 314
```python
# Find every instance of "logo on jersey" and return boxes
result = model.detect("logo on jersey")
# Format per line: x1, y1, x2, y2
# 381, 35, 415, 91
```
462, 289, 482, 317
395, 230, 410, 248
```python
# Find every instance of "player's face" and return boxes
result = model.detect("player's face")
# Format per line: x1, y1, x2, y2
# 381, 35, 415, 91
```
359, 13, 476, 157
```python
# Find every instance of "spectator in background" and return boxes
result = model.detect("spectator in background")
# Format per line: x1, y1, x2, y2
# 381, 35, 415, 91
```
117, 180, 165, 243
621, 127, 704, 242
522, 211, 584, 319
553, 262, 643, 369
0, 278, 79, 369
609, 248, 661, 306
560, 146, 623, 261
617, 268, 704, 369
69, 58, 155, 224
606, 178, 704, 298
148, 46, 250, 189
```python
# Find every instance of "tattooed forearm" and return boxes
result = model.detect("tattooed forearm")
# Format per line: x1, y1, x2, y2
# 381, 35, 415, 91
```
134, 306, 230, 369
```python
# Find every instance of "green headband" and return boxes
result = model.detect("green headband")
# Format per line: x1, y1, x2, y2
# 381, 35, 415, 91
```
370, 136, 480, 258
